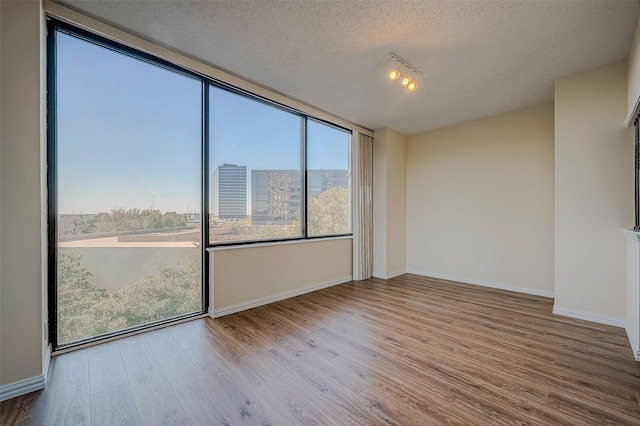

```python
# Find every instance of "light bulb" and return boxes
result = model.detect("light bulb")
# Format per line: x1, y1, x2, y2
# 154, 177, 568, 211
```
401, 76, 412, 87
407, 81, 417, 92
388, 69, 400, 81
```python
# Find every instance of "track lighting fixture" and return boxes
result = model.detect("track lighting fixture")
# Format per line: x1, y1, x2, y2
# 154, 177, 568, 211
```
387, 53, 422, 93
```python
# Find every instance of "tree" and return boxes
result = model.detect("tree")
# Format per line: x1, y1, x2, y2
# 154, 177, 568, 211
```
307, 186, 349, 236
57, 253, 108, 342
95, 208, 187, 233
66, 216, 97, 235
56, 247, 201, 343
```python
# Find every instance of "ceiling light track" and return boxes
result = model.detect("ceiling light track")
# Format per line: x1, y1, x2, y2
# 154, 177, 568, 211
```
390, 53, 422, 75
388, 53, 421, 92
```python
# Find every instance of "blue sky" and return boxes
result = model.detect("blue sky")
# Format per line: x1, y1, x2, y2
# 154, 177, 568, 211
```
57, 31, 349, 214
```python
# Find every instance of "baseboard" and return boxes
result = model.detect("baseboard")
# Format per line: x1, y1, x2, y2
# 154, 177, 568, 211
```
43, 346, 51, 384
386, 269, 407, 279
0, 375, 45, 402
552, 306, 626, 328
209, 275, 352, 318
625, 327, 640, 361
0, 344, 51, 402
406, 269, 555, 298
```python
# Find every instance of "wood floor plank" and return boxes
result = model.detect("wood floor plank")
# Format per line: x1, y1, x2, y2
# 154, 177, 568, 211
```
120, 342, 191, 426
185, 344, 281, 425
91, 382, 141, 426
0, 389, 46, 426
255, 374, 339, 426
174, 378, 232, 426
144, 328, 203, 389
197, 319, 276, 386
87, 341, 128, 395
168, 322, 208, 351
4, 275, 640, 425
42, 350, 90, 426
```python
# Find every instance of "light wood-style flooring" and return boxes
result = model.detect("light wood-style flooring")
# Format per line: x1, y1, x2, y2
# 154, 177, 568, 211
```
2, 274, 640, 425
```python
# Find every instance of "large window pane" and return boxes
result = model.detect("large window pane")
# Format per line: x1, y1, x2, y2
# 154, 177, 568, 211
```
209, 86, 303, 243
55, 31, 202, 345
306, 120, 351, 237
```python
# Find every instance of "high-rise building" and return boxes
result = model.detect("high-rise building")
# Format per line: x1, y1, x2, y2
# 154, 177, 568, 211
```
307, 169, 349, 197
251, 170, 301, 225
251, 169, 348, 224
211, 164, 247, 219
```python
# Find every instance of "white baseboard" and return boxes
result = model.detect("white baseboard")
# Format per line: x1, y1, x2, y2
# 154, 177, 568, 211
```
406, 269, 555, 298
43, 346, 51, 384
552, 306, 626, 328
625, 327, 640, 361
386, 269, 407, 279
0, 346, 51, 402
209, 275, 352, 318
0, 375, 45, 402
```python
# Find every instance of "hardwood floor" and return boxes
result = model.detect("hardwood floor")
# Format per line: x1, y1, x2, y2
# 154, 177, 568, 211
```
2, 274, 640, 425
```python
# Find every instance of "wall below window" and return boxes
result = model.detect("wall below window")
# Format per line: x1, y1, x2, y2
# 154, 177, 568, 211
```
209, 238, 352, 316
406, 103, 555, 297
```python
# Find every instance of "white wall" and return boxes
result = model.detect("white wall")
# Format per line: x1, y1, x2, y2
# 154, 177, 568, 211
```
555, 60, 633, 324
0, 0, 48, 389
406, 103, 555, 297
372, 128, 407, 279
210, 238, 352, 314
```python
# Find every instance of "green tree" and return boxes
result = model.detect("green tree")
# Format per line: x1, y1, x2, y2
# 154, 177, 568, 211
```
57, 247, 201, 343
95, 208, 187, 232
57, 253, 108, 342
307, 186, 349, 236
94, 247, 201, 327
66, 216, 97, 235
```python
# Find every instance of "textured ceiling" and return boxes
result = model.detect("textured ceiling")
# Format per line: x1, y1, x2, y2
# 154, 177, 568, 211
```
57, 0, 640, 135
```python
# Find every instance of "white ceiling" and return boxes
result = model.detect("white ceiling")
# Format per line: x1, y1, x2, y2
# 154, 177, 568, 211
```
57, 0, 640, 135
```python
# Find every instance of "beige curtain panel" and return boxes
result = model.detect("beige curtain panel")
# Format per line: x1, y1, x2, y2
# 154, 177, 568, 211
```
358, 133, 373, 279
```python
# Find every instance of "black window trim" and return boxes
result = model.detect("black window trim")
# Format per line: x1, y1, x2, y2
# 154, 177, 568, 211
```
46, 17, 353, 351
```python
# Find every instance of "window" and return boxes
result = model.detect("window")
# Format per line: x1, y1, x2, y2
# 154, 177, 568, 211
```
49, 23, 205, 349
307, 120, 352, 237
48, 18, 352, 349
207, 88, 352, 245
208, 87, 304, 242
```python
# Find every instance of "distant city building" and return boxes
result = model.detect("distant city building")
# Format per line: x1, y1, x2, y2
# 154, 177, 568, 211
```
251, 169, 349, 225
211, 164, 247, 219
307, 169, 349, 197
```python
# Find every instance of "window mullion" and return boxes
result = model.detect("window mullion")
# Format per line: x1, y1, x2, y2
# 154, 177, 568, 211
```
302, 117, 308, 238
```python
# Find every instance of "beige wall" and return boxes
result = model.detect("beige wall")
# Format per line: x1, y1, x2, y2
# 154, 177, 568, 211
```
210, 238, 352, 312
625, 231, 640, 358
627, 17, 640, 121
0, 0, 47, 387
406, 103, 555, 296
372, 128, 407, 279
555, 60, 633, 322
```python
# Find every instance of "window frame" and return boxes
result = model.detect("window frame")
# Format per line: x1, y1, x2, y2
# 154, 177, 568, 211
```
47, 17, 353, 350
205, 87, 353, 247
47, 19, 210, 351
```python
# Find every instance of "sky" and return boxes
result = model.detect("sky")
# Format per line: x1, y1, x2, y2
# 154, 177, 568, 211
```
56, 31, 350, 215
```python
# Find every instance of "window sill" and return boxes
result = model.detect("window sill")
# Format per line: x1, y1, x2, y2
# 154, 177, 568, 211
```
206, 235, 353, 252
